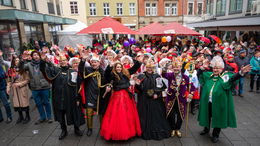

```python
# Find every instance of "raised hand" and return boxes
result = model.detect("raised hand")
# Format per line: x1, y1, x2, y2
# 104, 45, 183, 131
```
240, 64, 251, 74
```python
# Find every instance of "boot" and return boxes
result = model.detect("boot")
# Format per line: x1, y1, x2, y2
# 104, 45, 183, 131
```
59, 123, 68, 140
86, 128, 92, 137
59, 129, 68, 140
200, 127, 209, 135
23, 110, 31, 124
74, 126, 83, 136
16, 111, 24, 124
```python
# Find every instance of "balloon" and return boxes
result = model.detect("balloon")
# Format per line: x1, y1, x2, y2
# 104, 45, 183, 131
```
123, 41, 130, 47
129, 38, 136, 44
161, 37, 167, 43
166, 36, 172, 42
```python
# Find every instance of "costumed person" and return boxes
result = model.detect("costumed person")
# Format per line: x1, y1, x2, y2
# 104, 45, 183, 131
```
40, 55, 84, 140
77, 53, 108, 136
135, 59, 171, 140
100, 56, 143, 141
198, 56, 251, 143
162, 57, 195, 138
7, 57, 30, 124
184, 60, 200, 115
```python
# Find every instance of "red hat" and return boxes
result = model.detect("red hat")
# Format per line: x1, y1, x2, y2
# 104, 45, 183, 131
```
227, 54, 234, 59
220, 46, 224, 50
134, 47, 140, 52
172, 53, 178, 57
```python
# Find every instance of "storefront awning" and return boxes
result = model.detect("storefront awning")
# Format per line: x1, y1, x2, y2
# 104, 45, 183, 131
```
187, 16, 260, 29
0, 9, 76, 25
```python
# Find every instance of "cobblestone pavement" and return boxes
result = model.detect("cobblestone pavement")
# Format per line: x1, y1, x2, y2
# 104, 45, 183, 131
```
0, 79, 260, 146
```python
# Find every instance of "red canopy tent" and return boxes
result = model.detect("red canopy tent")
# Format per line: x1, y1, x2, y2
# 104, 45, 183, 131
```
77, 17, 137, 35
137, 22, 164, 35
155, 22, 201, 36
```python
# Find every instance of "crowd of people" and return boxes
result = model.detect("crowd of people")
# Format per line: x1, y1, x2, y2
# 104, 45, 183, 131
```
0, 36, 259, 143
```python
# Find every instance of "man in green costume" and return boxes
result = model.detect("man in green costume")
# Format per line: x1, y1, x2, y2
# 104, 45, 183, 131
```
198, 56, 251, 143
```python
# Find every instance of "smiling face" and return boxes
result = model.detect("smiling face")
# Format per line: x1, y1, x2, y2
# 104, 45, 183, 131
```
146, 66, 153, 74
173, 64, 182, 74
213, 66, 224, 75
59, 58, 68, 67
72, 61, 79, 70
14, 58, 20, 66
115, 63, 123, 73
32, 52, 40, 61
90, 60, 100, 70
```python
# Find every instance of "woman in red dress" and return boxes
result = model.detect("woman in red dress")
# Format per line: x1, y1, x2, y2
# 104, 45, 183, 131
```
100, 59, 142, 140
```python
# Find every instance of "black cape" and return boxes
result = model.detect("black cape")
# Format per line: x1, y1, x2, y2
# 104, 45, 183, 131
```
136, 72, 171, 140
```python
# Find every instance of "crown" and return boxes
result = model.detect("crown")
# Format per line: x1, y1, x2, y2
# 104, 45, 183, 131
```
172, 56, 183, 67
90, 53, 100, 61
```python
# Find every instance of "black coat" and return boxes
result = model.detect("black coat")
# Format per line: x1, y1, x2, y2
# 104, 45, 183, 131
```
40, 61, 85, 126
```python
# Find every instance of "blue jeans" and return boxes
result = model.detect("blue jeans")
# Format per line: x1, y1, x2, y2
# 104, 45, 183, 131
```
238, 77, 244, 95
32, 89, 52, 120
0, 90, 12, 120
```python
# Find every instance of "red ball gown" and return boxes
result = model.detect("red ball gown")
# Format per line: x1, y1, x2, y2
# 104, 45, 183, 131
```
100, 62, 142, 140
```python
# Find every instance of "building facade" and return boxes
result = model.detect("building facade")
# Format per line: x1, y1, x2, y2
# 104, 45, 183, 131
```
60, 0, 87, 26
138, 0, 206, 28
85, 0, 139, 30
187, 0, 260, 42
0, 0, 76, 54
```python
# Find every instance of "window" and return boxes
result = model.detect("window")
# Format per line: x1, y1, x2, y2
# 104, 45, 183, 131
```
56, 0, 60, 15
25, 24, 44, 44
165, 3, 177, 16
145, 3, 151, 16
145, 3, 157, 16
172, 3, 177, 15
216, 0, 226, 15
48, 0, 55, 14
165, 3, 170, 16
103, 3, 109, 16
188, 3, 194, 15
31, 0, 37, 11
247, 0, 256, 11
117, 3, 123, 15
0, 23, 20, 56
151, 3, 157, 16
129, 3, 135, 15
70, 1, 78, 14
89, 3, 96, 16
0, 0, 13, 6
229, 0, 243, 13
197, 3, 203, 15
19, 0, 27, 9
206, 0, 214, 15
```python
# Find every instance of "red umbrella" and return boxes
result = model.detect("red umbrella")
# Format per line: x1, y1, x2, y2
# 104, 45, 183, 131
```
208, 35, 222, 44
156, 22, 202, 36
199, 37, 211, 44
77, 17, 137, 35
137, 22, 164, 35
